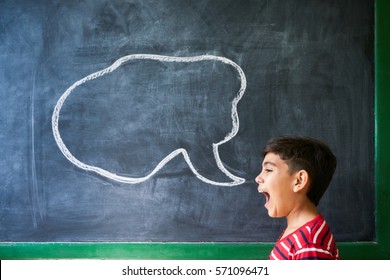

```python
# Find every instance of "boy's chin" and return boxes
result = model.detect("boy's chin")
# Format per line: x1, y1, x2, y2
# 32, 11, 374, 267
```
267, 209, 283, 218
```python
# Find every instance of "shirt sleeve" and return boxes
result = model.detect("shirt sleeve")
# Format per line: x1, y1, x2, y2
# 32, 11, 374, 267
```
293, 243, 337, 260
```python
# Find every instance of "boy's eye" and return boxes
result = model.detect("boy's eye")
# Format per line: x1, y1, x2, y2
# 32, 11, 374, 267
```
264, 169, 273, 173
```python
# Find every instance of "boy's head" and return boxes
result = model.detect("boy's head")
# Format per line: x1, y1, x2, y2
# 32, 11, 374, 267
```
262, 136, 337, 206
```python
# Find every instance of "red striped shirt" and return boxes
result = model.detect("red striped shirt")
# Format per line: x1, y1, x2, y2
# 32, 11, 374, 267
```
269, 214, 340, 260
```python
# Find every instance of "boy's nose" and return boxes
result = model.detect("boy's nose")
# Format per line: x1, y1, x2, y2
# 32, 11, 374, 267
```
255, 175, 264, 193
255, 174, 263, 184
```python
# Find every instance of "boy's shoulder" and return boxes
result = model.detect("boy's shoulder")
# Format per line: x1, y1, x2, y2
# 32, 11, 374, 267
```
301, 215, 326, 234
270, 214, 340, 260
290, 214, 340, 259
296, 214, 329, 244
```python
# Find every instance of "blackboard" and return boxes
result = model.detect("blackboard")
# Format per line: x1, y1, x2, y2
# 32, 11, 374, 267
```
1, 0, 382, 258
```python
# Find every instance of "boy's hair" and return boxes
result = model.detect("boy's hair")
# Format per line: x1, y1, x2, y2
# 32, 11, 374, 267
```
262, 136, 337, 206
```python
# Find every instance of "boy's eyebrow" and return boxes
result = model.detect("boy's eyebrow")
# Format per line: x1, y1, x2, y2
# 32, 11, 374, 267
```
262, 161, 277, 167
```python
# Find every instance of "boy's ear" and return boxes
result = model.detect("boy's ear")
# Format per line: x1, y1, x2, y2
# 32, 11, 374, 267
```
293, 170, 310, 193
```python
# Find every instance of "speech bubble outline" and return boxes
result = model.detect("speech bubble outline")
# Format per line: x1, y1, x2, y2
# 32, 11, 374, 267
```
52, 54, 247, 186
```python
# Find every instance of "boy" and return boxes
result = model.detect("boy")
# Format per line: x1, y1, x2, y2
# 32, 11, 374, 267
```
255, 136, 340, 260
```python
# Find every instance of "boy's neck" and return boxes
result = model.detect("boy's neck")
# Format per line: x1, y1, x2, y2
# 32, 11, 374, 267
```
285, 200, 319, 233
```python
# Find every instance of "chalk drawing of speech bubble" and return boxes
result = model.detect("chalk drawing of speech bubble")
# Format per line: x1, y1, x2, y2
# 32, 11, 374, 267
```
52, 54, 247, 186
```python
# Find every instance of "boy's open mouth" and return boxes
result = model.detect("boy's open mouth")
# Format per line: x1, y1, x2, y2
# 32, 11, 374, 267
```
259, 190, 270, 207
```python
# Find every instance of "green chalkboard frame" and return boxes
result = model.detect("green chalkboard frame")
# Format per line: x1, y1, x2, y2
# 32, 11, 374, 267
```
0, 0, 389, 260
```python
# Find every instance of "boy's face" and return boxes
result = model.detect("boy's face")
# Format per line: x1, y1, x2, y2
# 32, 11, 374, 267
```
255, 152, 298, 218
